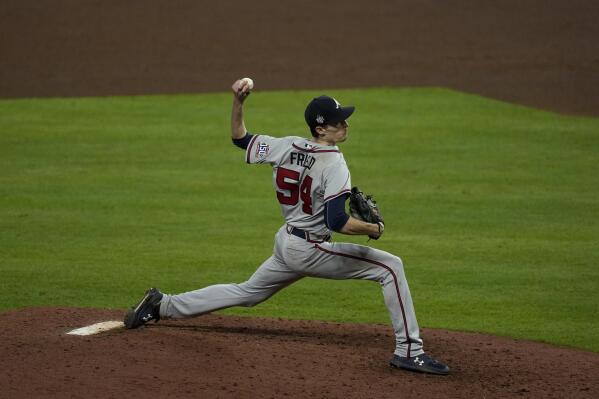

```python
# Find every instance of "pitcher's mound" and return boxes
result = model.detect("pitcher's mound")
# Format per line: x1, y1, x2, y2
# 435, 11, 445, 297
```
1, 307, 597, 398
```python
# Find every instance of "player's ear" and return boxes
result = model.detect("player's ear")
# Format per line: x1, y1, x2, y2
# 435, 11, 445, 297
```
314, 125, 326, 136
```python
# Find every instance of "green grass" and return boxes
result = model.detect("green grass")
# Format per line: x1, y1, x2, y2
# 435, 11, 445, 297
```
1, 88, 598, 352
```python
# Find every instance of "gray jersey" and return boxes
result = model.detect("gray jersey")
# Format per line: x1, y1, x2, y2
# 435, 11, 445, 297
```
246, 135, 351, 237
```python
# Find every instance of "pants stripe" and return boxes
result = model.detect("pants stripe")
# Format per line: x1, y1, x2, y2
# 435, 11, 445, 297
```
314, 244, 412, 357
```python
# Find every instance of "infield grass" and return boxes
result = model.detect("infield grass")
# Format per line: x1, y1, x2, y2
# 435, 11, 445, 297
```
1, 88, 598, 352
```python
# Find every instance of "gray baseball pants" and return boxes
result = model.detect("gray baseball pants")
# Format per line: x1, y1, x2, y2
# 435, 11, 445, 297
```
159, 225, 424, 357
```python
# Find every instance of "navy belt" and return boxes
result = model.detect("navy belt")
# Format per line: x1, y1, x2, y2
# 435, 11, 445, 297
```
286, 225, 331, 243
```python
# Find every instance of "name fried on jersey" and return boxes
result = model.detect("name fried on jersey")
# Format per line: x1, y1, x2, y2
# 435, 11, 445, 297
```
289, 152, 316, 169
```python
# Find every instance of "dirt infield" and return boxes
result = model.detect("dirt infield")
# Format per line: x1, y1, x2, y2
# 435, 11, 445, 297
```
1, 308, 598, 399
1, 0, 598, 115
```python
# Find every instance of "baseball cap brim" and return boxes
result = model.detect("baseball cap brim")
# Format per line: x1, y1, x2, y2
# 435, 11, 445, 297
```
329, 106, 355, 124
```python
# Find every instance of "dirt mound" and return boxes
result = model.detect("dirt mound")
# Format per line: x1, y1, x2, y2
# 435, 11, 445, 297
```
1, 307, 597, 398
1, 1, 598, 115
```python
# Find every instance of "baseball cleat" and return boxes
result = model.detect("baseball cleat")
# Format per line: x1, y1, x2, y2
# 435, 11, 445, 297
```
390, 353, 450, 375
124, 288, 163, 329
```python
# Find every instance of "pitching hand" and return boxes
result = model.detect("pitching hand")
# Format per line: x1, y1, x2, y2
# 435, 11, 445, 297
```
232, 78, 252, 103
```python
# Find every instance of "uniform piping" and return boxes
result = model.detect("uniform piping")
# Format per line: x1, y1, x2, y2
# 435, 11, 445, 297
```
314, 244, 413, 357
246, 134, 260, 163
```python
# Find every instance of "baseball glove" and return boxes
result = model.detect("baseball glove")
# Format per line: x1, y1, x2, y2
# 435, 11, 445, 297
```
348, 186, 384, 239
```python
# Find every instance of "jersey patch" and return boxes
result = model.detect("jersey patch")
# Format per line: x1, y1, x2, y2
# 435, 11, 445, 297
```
256, 142, 270, 159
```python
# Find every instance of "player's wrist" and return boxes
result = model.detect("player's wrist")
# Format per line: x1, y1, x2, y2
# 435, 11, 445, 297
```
372, 222, 384, 238
232, 95, 245, 106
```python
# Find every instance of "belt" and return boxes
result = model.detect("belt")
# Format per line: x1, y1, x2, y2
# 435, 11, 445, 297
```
286, 225, 331, 243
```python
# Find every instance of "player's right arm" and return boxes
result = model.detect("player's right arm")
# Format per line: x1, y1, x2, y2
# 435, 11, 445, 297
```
325, 195, 384, 239
339, 216, 384, 238
323, 160, 384, 239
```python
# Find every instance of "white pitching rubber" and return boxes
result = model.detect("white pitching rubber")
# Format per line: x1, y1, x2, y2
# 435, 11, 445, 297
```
67, 320, 124, 336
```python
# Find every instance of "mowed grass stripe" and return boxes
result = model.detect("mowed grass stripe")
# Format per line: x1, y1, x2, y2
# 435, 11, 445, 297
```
1, 88, 598, 351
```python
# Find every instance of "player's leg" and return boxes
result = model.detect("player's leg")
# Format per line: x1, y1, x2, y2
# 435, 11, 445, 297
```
159, 255, 301, 318
288, 240, 423, 358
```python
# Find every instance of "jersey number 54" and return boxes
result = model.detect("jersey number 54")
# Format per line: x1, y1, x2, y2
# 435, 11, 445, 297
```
276, 167, 313, 214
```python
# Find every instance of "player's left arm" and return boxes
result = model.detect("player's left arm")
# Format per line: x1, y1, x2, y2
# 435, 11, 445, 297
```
230, 78, 252, 140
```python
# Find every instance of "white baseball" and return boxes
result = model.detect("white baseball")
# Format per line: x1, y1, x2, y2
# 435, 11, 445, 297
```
240, 77, 254, 90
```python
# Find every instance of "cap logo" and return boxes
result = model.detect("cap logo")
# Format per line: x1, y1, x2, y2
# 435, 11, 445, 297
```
316, 115, 325, 124
333, 98, 341, 109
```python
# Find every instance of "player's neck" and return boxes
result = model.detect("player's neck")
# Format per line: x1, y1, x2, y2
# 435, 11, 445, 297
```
311, 137, 337, 147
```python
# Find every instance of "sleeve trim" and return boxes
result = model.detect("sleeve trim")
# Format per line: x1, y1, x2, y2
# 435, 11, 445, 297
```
324, 189, 351, 202
245, 134, 260, 164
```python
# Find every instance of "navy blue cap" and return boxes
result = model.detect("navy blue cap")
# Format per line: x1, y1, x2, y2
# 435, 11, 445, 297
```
304, 96, 355, 130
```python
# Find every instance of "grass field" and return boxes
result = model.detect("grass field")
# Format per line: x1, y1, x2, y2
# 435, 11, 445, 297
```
1, 88, 598, 352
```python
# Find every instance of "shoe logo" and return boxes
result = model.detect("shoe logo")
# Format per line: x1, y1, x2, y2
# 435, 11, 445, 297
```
413, 357, 424, 366
141, 313, 153, 322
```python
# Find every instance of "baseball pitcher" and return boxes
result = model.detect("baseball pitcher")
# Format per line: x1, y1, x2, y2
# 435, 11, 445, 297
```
124, 78, 449, 375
